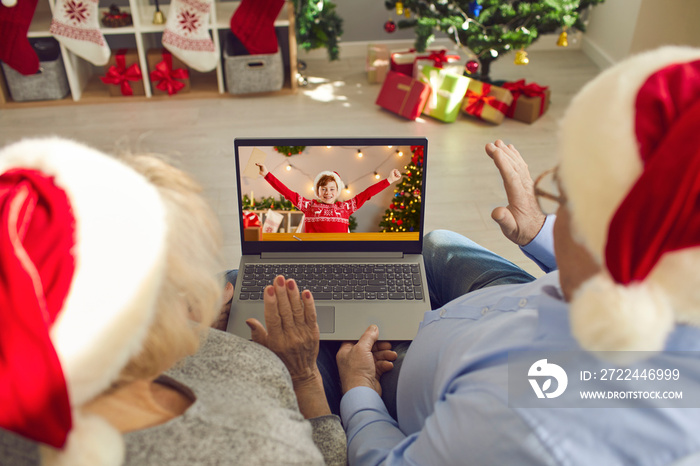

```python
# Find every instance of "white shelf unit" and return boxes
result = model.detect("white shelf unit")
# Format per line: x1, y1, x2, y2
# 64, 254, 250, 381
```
0, 0, 297, 106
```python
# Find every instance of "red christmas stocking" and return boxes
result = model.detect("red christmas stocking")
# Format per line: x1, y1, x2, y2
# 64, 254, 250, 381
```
230, 0, 285, 55
0, 0, 40, 75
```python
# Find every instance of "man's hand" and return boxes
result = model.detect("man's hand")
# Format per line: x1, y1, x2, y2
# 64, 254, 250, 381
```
387, 169, 402, 184
255, 163, 269, 177
336, 325, 397, 396
485, 140, 547, 246
212, 282, 234, 331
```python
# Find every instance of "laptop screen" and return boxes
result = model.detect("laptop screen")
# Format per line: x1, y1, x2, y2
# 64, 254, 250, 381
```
234, 137, 428, 254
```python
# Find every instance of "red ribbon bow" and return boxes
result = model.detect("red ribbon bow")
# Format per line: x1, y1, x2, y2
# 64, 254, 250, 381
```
464, 83, 510, 117
149, 52, 189, 96
417, 49, 459, 68
242, 211, 261, 228
502, 79, 549, 117
100, 50, 142, 96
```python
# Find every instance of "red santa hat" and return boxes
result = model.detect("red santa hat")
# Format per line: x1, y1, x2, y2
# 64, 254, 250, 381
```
313, 170, 345, 197
0, 138, 168, 465
557, 46, 700, 355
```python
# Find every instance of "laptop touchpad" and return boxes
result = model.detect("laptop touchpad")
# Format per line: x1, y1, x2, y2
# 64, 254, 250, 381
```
316, 306, 335, 333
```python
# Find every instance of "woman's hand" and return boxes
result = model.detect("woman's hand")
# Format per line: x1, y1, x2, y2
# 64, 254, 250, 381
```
387, 169, 402, 184
247, 276, 331, 418
255, 163, 269, 177
247, 275, 319, 384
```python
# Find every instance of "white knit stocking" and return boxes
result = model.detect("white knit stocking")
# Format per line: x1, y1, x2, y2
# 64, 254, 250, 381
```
50, 0, 110, 65
162, 0, 217, 72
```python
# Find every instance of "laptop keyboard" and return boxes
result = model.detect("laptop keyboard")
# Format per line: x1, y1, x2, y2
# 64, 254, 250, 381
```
238, 263, 425, 302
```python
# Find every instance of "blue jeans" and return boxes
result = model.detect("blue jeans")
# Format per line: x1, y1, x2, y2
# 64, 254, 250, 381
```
317, 230, 536, 417
226, 231, 536, 417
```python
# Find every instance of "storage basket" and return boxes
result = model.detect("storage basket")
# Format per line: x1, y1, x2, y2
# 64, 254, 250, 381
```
1, 38, 70, 102
223, 34, 284, 95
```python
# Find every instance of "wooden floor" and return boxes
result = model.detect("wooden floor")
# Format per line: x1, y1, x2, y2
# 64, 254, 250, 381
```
0, 49, 601, 277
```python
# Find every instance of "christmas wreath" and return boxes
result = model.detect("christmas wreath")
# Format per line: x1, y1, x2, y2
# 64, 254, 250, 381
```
274, 146, 306, 157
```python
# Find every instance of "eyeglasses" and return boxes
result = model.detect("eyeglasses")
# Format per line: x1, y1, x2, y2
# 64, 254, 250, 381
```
534, 166, 566, 214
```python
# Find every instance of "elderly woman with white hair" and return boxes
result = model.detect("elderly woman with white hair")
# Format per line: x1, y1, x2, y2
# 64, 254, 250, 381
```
0, 138, 346, 465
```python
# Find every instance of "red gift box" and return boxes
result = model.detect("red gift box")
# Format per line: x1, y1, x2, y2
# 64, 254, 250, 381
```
242, 211, 262, 241
376, 71, 431, 120
502, 79, 550, 124
390, 48, 417, 76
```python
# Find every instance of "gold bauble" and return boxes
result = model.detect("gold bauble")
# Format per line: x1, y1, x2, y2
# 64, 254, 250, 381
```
515, 49, 529, 65
396, 1, 404, 15
557, 30, 569, 47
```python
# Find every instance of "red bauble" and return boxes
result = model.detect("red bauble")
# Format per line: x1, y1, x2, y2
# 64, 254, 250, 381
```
466, 60, 480, 74
384, 20, 396, 33
397, 220, 403, 226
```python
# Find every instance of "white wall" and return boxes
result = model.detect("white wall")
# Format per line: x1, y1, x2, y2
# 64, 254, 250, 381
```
583, 0, 700, 69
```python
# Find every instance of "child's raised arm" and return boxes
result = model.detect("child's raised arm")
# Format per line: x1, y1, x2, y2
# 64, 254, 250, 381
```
387, 169, 402, 184
256, 163, 269, 177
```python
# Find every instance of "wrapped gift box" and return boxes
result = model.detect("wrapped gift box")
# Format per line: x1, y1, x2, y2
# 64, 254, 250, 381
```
147, 49, 190, 96
1, 38, 69, 102
462, 80, 513, 124
367, 44, 390, 84
390, 49, 417, 76
413, 50, 465, 79
376, 70, 431, 120
417, 66, 470, 123
101, 49, 145, 97
242, 211, 262, 241
244, 227, 262, 241
502, 80, 550, 124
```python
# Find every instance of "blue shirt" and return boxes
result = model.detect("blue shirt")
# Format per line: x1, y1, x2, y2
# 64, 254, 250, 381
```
340, 217, 700, 465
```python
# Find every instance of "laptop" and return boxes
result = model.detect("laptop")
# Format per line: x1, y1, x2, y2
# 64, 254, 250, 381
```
227, 137, 430, 340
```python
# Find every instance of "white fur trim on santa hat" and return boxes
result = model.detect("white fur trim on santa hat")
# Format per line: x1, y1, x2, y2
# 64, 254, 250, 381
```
313, 171, 344, 197
39, 411, 124, 466
0, 137, 168, 407
570, 273, 674, 361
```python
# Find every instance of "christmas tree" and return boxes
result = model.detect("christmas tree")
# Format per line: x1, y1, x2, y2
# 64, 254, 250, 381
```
383, 0, 605, 80
379, 146, 424, 233
293, 0, 344, 60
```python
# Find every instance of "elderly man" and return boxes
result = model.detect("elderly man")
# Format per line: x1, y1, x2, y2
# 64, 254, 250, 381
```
332, 46, 700, 465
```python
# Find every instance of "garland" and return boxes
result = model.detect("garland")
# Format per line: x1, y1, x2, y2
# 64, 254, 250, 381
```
274, 145, 306, 157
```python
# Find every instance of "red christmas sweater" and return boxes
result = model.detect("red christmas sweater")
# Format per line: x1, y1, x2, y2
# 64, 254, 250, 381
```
264, 173, 390, 233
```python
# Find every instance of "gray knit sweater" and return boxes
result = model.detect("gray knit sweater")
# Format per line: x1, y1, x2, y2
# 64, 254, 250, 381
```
0, 330, 347, 465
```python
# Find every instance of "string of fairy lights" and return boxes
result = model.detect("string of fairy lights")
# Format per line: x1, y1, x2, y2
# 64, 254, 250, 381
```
265, 145, 408, 195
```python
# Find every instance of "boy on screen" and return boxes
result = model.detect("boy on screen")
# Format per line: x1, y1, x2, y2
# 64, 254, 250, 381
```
256, 163, 401, 233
